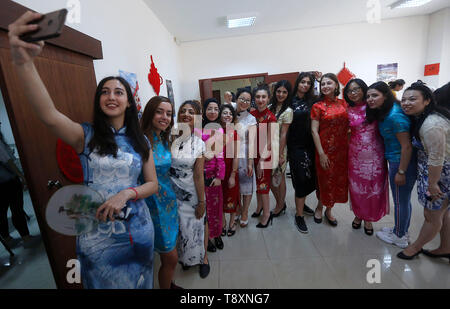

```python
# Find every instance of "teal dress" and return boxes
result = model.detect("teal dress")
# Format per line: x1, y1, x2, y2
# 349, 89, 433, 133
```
144, 133, 179, 253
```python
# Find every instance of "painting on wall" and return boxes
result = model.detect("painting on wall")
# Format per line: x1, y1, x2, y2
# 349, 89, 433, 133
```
119, 70, 143, 118
377, 63, 398, 82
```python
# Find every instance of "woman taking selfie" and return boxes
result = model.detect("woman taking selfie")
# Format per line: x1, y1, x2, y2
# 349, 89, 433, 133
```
8, 12, 158, 288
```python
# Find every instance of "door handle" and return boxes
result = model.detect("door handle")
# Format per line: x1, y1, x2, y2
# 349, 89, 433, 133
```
47, 180, 62, 190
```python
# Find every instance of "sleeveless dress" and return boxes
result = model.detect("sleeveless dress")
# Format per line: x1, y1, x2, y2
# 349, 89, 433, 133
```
348, 103, 389, 221
310, 97, 349, 207
170, 134, 206, 266
77, 123, 154, 289
143, 132, 178, 253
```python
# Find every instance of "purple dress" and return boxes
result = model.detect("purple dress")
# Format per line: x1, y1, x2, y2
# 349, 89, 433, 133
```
348, 103, 389, 221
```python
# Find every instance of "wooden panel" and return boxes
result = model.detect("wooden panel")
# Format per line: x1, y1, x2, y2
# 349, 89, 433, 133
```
0, 28, 97, 288
0, 0, 103, 60
199, 79, 213, 103
265, 72, 299, 88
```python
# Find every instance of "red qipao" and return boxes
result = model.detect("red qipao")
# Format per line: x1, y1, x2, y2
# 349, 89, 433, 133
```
222, 129, 240, 213
250, 108, 277, 194
310, 97, 349, 207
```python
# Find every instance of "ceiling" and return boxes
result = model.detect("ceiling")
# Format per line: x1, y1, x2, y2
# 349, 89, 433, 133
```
143, 0, 450, 43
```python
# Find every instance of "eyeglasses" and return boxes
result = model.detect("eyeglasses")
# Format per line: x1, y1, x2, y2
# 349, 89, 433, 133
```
238, 98, 251, 104
348, 87, 361, 94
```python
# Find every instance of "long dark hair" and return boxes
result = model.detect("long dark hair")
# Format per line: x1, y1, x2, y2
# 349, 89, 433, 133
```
389, 79, 405, 90
404, 81, 450, 141
269, 80, 292, 119
202, 98, 221, 127
344, 78, 369, 107
292, 72, 317, 107
366, 81, 399, 124
141, 96, 174, 149
88, 76, 149, 161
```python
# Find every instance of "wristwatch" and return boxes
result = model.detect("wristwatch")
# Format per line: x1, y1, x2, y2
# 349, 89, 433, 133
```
397, 169, 405, 175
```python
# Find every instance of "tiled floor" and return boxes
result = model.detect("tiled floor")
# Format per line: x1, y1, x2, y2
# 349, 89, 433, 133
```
1, 183, 449, 289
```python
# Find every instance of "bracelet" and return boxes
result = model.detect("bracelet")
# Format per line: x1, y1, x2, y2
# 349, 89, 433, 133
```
127, 187, 139, 202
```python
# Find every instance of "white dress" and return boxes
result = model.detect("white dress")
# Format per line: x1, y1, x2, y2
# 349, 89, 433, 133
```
236, 110, 257, 195
170, 134, 206, 266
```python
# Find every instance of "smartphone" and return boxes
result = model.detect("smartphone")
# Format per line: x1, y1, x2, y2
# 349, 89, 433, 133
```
20, 9, 68, 42
205, 178, 214, 187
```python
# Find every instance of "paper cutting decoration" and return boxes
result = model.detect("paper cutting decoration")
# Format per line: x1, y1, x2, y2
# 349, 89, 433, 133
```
148, 55, 163, 95
119, 70, 143, 118
337, 62, 355, 86
424, 63, 440, 76
56, 139, 83, 183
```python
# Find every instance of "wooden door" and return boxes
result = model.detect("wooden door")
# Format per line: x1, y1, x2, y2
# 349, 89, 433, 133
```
0, 1, 102, 289
266, 72, 299, 89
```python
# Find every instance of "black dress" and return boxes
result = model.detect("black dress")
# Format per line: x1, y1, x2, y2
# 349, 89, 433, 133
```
287, 97, 317, 198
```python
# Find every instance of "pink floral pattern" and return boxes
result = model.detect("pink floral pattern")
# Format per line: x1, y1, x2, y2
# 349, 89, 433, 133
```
348, 103, 389, 221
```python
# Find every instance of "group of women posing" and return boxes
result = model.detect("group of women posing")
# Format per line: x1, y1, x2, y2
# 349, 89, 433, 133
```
9, 12, 449, 290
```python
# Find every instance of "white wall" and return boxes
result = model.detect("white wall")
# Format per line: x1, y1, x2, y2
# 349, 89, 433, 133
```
12, 0, 183, 107
424, 7, 450, 88
180, 16, 431, 101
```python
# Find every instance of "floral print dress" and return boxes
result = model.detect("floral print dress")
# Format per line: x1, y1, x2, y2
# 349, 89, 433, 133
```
144, 132, 178, 253
77, 123, 154, 289
348, 103, 389, 221
170, 134, 206, 266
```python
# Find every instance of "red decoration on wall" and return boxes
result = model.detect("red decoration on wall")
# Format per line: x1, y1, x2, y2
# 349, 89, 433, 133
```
148, 55, 163, 95
424, 63, 440, 76
56, 139, 83, 183
337, 62, 355, 86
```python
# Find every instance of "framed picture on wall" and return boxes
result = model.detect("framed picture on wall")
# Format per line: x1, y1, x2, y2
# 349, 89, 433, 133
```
166, 80, 175, 105
377, 63, 398, 82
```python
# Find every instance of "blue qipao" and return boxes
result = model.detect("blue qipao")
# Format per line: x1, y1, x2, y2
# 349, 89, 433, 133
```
77, 123, 154, 289
143, 132, 179, 253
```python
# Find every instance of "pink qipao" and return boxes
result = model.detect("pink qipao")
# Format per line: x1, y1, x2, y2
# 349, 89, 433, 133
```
348, 103, 389, 221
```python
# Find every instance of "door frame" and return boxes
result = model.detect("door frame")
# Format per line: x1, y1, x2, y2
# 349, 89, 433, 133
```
199, 73, 268, 103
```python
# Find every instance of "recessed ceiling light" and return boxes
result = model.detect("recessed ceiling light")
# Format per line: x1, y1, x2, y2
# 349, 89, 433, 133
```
389, 0, 433, 9
227, 15, 256, 28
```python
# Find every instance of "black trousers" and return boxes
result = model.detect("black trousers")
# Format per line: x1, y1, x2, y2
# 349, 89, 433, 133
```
0, 177, 29, 238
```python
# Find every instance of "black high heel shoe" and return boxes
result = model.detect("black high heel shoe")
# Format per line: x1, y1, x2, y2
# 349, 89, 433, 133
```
272, 203, 287, 218
207, 240, 216, 252
251, 208, 263, 218
397, 249, 423, 260
324, 211, 337, 227
256, 214, 274, 228
422, 249, 450, 263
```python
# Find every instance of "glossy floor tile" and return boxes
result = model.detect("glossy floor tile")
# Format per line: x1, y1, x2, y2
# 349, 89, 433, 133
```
1, 184, 448, 289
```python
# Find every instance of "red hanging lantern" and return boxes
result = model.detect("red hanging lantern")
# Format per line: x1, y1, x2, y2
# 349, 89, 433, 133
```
56, 139, 83, 183
148, 55, 163, 95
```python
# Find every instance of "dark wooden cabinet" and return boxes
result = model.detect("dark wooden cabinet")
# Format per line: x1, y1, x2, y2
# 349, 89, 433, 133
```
0, 0, 102, 289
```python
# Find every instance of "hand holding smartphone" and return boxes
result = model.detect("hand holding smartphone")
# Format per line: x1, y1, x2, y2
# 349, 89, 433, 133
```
20, 9, 68, 43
